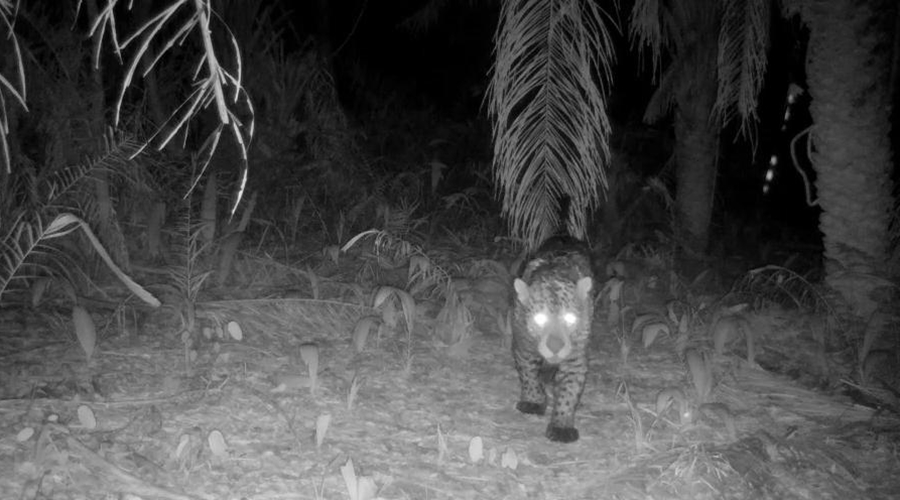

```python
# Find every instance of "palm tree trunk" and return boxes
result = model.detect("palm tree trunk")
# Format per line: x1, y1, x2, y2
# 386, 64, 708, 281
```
805, 0, 895, 316
674, 36, 719, 258
674, 90, 718, 257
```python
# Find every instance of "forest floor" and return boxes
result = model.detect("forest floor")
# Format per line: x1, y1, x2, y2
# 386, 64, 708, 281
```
1, 248, 899, 500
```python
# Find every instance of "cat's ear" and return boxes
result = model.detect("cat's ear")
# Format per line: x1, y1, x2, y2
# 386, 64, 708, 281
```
575, 277, 593, 301
513, 279, 530, 304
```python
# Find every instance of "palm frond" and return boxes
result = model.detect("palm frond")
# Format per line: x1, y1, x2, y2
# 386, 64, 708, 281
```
400, 0, 452, 33
0, 214, 43, 299
0, 0, 28, 174
212, 0, 282, 55
42, 134, 143, 206
163, 198, 214, 306
642, 57, 682, 123
633, 0, 770, 135
0, 213, 131, 304
488, 0, 615, 250
715, 0, 770, 139
93, 0, 254, 215
1, 163, 36, 215
0, 133, 151, 304
633, 0, 721, 124
629, 0, 666, 79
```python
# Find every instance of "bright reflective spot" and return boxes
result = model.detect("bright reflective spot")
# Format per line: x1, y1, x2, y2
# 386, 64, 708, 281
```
533, 312, 548, 326
562, 312, 577, 325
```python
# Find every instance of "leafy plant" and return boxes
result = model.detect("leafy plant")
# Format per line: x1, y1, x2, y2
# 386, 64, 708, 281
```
160, 200, 215, 371
373, 285, 417, 368
0, 135, 160, 309
0, 1, 255, 215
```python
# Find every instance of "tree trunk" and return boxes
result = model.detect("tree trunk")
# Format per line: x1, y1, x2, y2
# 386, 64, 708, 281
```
805, 0, 895, 316
674, 41, 719, 258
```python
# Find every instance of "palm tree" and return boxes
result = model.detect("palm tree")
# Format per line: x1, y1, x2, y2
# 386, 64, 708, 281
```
488, 0, 771, 254
635, 0, 896, 313
0, 1, 256, 305
491, 0, 895, 320
0, 0, 253, 208
782, 0, 896, 316
630, 0, 770, 257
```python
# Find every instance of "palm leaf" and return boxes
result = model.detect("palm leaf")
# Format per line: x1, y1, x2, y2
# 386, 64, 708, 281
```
46, 135, 145, 270
632, 0, 720, 123
41, 135, 143, 206
0, 212, 159, 306
0, 215, 46, 299
487, 0, 615, 250
715, 0, 770, 139
629, 0, 666, 77
0, 133, 154, 305
0, 0, 28, 174
642, 56, 682, 123
400, 0, 453, 33
631, 0, 770, 135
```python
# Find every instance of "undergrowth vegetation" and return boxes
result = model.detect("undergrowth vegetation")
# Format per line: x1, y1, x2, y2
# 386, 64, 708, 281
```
0, 0, 888, 402
2, 3, 899, 499
0, 0, 511, 370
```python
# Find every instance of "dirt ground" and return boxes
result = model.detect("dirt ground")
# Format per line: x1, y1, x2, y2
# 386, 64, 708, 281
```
2, 278, 900, 500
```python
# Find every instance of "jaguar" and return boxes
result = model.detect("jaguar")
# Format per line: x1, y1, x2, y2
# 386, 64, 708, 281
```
511, 236, 594, 443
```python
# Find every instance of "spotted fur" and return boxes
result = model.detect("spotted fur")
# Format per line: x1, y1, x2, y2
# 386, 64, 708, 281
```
512, 236, 594, 443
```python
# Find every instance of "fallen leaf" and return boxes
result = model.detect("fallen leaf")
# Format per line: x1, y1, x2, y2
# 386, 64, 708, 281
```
468, 436, 483, 463
208, 430, 227, 457
77, 405, 96, 429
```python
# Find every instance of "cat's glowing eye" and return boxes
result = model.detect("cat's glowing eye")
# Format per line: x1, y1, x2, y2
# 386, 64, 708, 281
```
562, 312, 578, 325
533, 312, 549, 326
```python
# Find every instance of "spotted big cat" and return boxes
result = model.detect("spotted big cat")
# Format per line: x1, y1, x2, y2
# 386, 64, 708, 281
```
511, 236, 594, 443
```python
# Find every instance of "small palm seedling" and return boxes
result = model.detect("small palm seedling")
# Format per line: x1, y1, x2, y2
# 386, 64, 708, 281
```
618, 380, 649, 451
315, 413, 330, 449
600, 276, 626, 328
632, 312, 671, 349
372, 286, 417, 371
684, 348, 713, 404
436, 423, 448, 464
71, 305, 97, 363
709, 305, 757, 365
299, 343, 319, 395
352, 316, 379, 352
438, 288, 474, 358
737, 265, 831, 312
340, 200, 426, 282
346, 373, 362, 411
667, 301, 696, 358
655, 388, 692, 427
340, 458, 378, 500
160, 204, 214, 371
